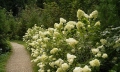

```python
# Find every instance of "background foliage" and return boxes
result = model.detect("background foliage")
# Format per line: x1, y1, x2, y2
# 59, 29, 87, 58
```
0, 1, 120, 70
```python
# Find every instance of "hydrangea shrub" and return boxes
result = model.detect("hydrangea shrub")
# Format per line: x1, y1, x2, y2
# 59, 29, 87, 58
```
23, 9, 120, 72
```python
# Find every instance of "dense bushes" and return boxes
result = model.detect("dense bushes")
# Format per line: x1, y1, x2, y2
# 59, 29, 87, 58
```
0, 39, 11, 54
0, 8, 12, 54
0, 0, 119, 71
97, 0, 120, 29
23, 9, 120, 72
1, 0, 120, 40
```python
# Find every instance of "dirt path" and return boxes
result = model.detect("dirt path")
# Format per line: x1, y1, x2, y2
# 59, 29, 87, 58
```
6, 42, 33, 72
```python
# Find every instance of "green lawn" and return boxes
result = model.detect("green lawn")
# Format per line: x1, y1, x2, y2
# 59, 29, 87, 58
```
0, 52, 11, 72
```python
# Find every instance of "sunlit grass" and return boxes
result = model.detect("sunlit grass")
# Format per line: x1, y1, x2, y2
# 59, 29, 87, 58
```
0, 52, 11, 72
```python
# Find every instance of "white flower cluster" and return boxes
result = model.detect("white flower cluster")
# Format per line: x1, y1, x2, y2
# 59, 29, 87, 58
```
77, 9, 98, 20
23, 9, 108, 72
73, 65, 91, 72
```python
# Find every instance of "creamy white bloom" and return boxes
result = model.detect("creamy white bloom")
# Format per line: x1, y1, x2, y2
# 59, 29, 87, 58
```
89, 59, 100, 67
91, 48, 99, 54
100, 39, 107, 45
54, 32, 60, 37
38, 69, 44, 72
82, 65, 91, 72
49, 62, 55, 68
48, 28, 54, 33
77, 9, 85, 20
67, 53, 76, 59
96, 52, 101, 57
89, 10, 98, 19
60, 18, 66, 23
33, 35, 38, 40
50, 48, 58, 54
97, 45, 104, 49
102, 53, 108, 58
73, 67, 83, 72
64, 21, 76, 31
61, 63, 69, 70
29, 42, 35, 46
84, 13, 89, 18
39, 31, 45, 37
76, 21, 84, 29
40, 31, 49, 37
55, 58, 64, 66
67, 21, 77, 25
115, 38, 120, 43
44, 31, 50, 36
67, 53, 76, 64
37, 63, 45, 68
62, 31, 66, 35
66, 38, 78, 47
64, 24, 74, 31
41, 54, 48, 61
37, 39, 42, 43
88, 25, 91, 28
41, 44, 47, 48
43, 37, 50, 42
56, 67, 63, 72
47, 69, 50, 72
54, 23, 60, 29
94, 21, 100, 26
71, 49, 75, 53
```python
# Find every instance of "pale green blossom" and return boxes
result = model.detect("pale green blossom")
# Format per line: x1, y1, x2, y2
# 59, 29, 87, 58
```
73, 67, 83, 72
66, 38, 78, 47
38, 69, 44, 72
82, 65, 91, 72
49, 62, 55, 68
41, 54, 48, 61
43, 37, 50, 42
54, 23, 60, 29
48, 28, 54, 33
77, 9, 85, 20
64, 24, 74, 31
100, 39, 107, 45
102, 53, 108, 58
91, 48, 99, 54
54, 32, 60, 37
64, 21, 76, 31
47, 69, 50, 72
89, 10, 98, 19
61, 63, 69, 71
56, 68, 63, 72
67, 53, 76, 64
50, 48, 58, 54
76, 21, 84, 29
96, 52, 101, 57
89, 59, 100, 67
60, 18, 66, 23
94, 21, 100, 26
33, 35, 38, 40
84, 13, 89, 18
55, 58, 64, 66
88, 25, 91, 28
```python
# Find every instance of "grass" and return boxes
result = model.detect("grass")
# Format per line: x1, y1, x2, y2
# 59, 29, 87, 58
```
11, 40, 39, 72
0, 52, 11, 72
0, 41, 12, 72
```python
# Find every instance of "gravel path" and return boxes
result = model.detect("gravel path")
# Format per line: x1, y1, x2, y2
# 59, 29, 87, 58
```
6, 42, 33, 72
